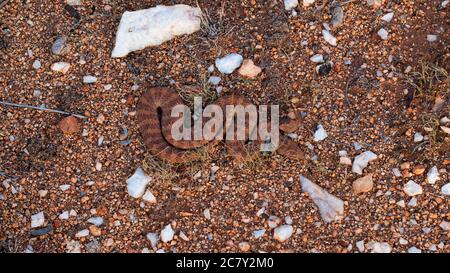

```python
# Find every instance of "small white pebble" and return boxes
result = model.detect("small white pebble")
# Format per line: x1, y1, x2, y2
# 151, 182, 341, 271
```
403, 180, 423, 196
87, 217, 104, 226
322, 29, 337, 46
59, 211, 69, 220
413, 132, 423, 142
273, 225, 293, 242
381, 12, 394, 22
356, 240, 365, 252
441, 183, 450, 195
83, 75, 97, 84
408, 197, 417, 207
426, 166, 439, 184
408, 247, 422, 253
38, 190, 48, 197
377, 28, 389, 40
427, 34, 438, 42
95, 161, 102, 171
313, 124, 327, 141
75, 229, 90, 238
142, 190, 157, 203
310, 54, 324, 63
208, 76, 221, 85
399, 238, 408, 245
203, 208, 211, 220
32, 59, 41, 69
146, 232, 159, 248
59, 184, 71, 191
31, 212, 45, 228
284, 0, 299, 11
392, 168, 401, 177
160, 224, 175, 243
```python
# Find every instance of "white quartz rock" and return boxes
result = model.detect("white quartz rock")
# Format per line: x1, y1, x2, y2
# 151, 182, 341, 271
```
303, 0, 315, 7
403, 180, 423, 196
87, 217, 104, 226
313, 124, 328, 141
273, 225, 293, 242
83, 75, 97, 84
59, 211, 69, 220
31, 212, 45, 228
408, 247, 422, 253
126, 167, 152, 198
413, 132, 423, 142
215, 53, 243, 74
310, 54, 324, 63
300, 176, 344, 223
426, 166, 439, 184
369, 242, 392, 253
208, 76, 221, 85
440, 221, 450, 231
284, 0, 298, 10
427, 35, 438, 42
111, 5, 202, 57
51, 62, 71, 74
75, 229, 89, 238
322, 29, 337, 46
160, 224, 175, 243
441, 183, 450, 195
142, 190, 157, 203
377, 28, 389, 40
352, 151, 377, 174
147, 232, 159, 248
381, 12, 394, 22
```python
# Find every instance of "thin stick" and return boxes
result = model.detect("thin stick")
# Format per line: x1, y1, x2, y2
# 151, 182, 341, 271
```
0, 101, 87, 119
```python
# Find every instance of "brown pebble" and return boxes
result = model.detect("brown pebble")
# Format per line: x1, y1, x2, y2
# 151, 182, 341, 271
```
58, 116, 80, 135
353, 174, 374, 194
238, 59, 262, 79
89, 225, 102, 236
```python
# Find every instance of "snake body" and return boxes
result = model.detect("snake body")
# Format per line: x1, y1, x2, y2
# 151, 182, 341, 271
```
137, 87, 304, 163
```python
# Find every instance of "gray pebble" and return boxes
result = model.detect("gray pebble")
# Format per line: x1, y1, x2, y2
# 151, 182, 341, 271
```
52, 36, 67, 55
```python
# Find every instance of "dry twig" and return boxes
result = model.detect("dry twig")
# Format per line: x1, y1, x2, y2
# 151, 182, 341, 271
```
0, 101, 87, 119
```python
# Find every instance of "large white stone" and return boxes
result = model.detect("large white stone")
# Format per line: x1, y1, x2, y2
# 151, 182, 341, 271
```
126, 167, 152, 198
352, 151, 377, 174
112, 5, 202, 57
215, 53, 243, 74
300, 176, 344, 223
